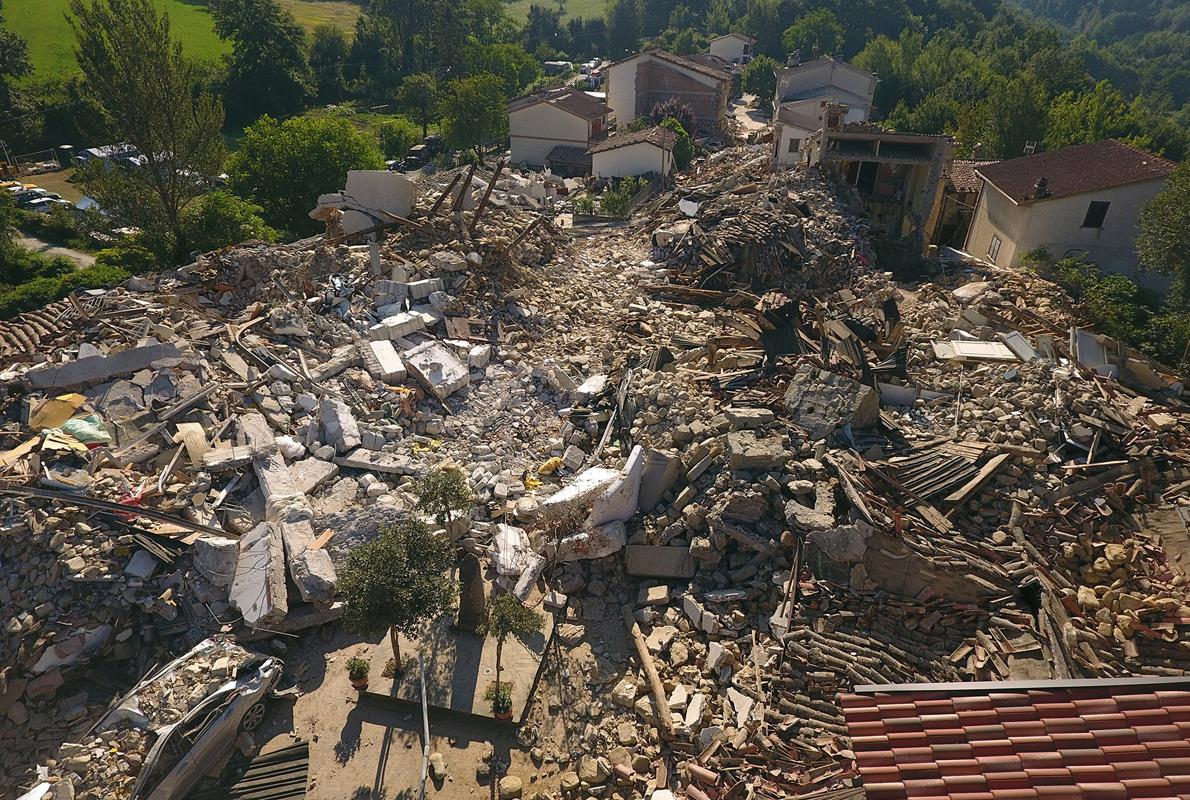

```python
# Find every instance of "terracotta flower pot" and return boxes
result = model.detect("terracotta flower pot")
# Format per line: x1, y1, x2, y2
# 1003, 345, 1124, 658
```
350, 676, 369, 691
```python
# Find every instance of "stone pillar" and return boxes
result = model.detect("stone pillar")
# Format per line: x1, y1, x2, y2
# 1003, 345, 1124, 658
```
456, 552, 485, 633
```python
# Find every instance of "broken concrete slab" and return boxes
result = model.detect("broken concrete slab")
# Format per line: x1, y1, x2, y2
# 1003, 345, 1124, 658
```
807, 520, 873, 564
638, 448, 680, 512
403, 340, 470, 400
311, 170, 418, 235
361, 339, 408, 383
557, 520, 626, 562
783, 363, 879, 440
319, 398, 362, 454
26, 342, 183, 390
333, 448, 417, 475
543, 467, 620, 516
724, 407, 775, 429
289, 458, 339, 495
626, 545, 696, 578
589, 445, 644, 526
230, 522, 288, 628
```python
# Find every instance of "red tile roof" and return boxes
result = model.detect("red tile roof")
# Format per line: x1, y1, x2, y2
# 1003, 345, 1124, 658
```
947, 160, 998, 193
840, 679, 1190, 800
507, 86, 609, 121
589, 125, 677, 154
975, 139, 1177, 204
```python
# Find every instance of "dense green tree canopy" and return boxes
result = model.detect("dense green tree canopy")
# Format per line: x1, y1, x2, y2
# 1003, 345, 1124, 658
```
227, 114, 384, 236
211, 0, 313, 122
439, 74, 508, 160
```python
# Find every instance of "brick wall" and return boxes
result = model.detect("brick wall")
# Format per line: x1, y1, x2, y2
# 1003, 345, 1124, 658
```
636, 60, 727, 133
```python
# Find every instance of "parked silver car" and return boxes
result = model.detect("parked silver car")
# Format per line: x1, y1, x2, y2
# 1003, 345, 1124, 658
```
18, 637, 282, 800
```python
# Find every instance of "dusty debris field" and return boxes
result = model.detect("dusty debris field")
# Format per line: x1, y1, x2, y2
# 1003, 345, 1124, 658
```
1, 148, 1188, 800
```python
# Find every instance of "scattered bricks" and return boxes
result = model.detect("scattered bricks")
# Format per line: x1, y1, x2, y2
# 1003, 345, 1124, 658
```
368, 311, 425, 341
403, 340, 470, 400
319, 398, 362, 454
372, 279, 408, 305
310, 345, 360, 380
406, 277, 445, 300
361, 340, 408, 383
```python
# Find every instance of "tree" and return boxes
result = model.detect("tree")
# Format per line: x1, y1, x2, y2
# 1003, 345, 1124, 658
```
975, 72, 1047, 159
378, 116, 420, 159
439, 74, 508, 163
68, 0, 225, 263
415, 466, 474, 527
1138, 161, 1190, 302
741, 54, 778, 100
461, 43, 540, 97
180, 191, 278, 254
210, 0, 313, 121
309, 25, 349, 104
782, 9, 844, 59
605, 0, 641, 58
0, 0, 32, 120
524, 4, 564, 55
397, 73, 439, 138
227, 114, 384, 236
478, 594, 543, 691
650, 98, 695, 136
338, 519, 455, 671
660, 117, 693, 169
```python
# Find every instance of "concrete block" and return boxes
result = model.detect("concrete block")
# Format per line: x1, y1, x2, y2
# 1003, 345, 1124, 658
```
406, 277, 444, 299
368, 312, 425, 341
319, 398, 362, 453
557, 520, 626, 562
430, 251, 468, 272
123, 550, 158, 580
362, 339, 408, 383
403, 340, 470, 400
638, 448, 680, 512
193, 534, 238, 587
230, 522, 288, 627
543, 467, 619, 516
26, 342, 182, 390
468, 344, 492, 368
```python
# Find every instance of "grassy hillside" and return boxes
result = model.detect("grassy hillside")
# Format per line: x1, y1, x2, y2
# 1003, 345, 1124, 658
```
9, 0, 360, 78
503, 0, 606, 23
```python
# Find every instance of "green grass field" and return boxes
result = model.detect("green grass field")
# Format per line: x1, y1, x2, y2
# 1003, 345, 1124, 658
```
503, 0, 607, 22
8, 0, 360, 78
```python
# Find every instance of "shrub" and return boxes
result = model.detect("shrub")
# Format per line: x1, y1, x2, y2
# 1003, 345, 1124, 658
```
650, 98, 695, 136
378, 116, 420, 160
345, 656, 370, 681
599, 176, 648, 217
659, 117, 694, 169
0, 263, 131, 319
94, 243, 159, 274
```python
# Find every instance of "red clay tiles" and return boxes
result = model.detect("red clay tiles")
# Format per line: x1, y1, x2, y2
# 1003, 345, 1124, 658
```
840, 681, 1190, 800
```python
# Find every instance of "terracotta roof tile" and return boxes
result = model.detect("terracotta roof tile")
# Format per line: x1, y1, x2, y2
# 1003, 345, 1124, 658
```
976, 139, 1177, 203
841, 680, 1190, 800
588, 125, 677, 154
507, 86, 608, 121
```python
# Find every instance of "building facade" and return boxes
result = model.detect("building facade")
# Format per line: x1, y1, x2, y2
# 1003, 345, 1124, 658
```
590, 127, 676, 179
508, 87, 609, 170
964, 139, 1177, 283
708, 33, 755, 66
772, 56, 876, 165
606, 50, 733, 134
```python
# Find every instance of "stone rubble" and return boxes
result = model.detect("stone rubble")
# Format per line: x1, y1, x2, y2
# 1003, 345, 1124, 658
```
0, 149, 1185, 800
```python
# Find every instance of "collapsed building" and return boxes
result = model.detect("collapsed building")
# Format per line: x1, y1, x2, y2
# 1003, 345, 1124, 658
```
0, 145, 1186, 800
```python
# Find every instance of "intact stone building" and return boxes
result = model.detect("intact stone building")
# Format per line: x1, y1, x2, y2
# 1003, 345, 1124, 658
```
964, 139, 1177, 283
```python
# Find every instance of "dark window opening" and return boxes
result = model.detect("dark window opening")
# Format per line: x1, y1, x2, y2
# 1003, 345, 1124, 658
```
1082, 201, 1110, 229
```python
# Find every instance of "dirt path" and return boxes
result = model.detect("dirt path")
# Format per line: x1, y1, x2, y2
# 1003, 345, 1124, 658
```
17, 233, 95, 267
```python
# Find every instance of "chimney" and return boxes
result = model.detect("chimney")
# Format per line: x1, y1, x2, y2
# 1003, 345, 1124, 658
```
971, 142, 984, 160
786, 49, 801, 67
1032, 177, 1050, 199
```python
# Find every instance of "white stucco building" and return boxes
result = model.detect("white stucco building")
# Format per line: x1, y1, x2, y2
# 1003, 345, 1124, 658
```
590, 126, 676, 179
708, 33, 755, 66
772, 56, 876, 165
508, 87, 609, 174
964, 139, 1177, 284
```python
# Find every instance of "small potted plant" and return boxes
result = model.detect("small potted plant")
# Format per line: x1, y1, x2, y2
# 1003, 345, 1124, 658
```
488, 682, 513, 720
346, 656, 370, 691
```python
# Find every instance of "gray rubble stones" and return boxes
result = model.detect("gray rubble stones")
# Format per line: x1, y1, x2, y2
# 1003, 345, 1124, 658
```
319, 398, 362, 453
726, 431, 788, 470
362, 340, 408, 383
230, 522, 288, 627
403, 340, 470, 400
783, 363, 879, 440
368, 311, 425, 341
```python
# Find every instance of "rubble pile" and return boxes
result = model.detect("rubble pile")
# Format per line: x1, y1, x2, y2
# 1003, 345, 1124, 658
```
0, 147, 1186, 800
